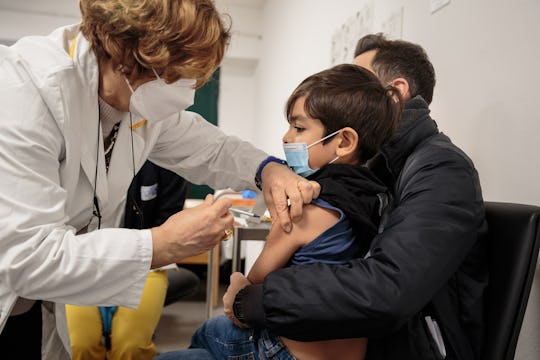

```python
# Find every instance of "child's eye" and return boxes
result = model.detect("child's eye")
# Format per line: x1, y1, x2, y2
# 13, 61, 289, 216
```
294, 126, 305, 133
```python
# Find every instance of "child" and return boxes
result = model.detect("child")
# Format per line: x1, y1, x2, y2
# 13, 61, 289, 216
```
187, 64, 401, 360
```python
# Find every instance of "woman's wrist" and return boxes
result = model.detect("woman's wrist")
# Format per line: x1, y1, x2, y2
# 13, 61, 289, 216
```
255, 156, 287, 190
150, 226, 169, 269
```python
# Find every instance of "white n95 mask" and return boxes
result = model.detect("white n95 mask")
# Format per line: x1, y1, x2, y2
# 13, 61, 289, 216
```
124, 69, 196, 123
283, 129, 341, 178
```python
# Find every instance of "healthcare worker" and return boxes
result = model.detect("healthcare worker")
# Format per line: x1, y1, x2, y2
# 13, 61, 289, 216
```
0, 0, 317, 358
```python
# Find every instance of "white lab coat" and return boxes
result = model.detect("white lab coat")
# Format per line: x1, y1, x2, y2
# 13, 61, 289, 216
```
0, 24, 267, 350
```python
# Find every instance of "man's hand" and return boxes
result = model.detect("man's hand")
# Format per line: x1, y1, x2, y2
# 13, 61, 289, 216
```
150, 194, 234, 268
223, 272, 252, 328
261, 162, 320, 232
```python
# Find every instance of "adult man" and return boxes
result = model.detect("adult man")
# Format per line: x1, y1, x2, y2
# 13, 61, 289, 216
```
224, 34, 487, 360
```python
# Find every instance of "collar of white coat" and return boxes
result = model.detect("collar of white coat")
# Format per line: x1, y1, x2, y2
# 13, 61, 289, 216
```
66, 29, 109, 204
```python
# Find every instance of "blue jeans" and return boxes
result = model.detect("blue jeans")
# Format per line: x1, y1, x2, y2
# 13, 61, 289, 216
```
188, 315, 294, 360
154, 316, 295, 360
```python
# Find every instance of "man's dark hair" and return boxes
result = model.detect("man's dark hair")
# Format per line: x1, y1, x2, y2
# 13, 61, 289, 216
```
354, 33, 436, 104
285, 64, 401, 163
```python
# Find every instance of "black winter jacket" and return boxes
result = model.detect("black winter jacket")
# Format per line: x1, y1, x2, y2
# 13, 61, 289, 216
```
241, 97, 488, 360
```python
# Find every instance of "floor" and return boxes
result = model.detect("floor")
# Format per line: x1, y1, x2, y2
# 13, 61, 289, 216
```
153, 268, 227, 354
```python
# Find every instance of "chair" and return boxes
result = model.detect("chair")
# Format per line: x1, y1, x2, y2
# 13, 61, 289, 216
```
482, 201, 540, 360
164, 267, 201, 307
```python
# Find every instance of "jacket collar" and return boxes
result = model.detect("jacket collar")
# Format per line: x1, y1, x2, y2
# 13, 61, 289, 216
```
368, 96, 439, 186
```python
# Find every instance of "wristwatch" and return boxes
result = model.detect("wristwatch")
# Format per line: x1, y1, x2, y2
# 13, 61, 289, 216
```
232, 287, 248, 323
255, 156, 287, 190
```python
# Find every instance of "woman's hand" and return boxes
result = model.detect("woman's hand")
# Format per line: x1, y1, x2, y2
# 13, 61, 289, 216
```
261, 162, 320, 232
150, 194, 233, 268
223, 272, 252, 328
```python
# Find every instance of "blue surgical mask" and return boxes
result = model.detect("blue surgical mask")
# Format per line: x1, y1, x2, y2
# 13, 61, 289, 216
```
283, 129, 341, 177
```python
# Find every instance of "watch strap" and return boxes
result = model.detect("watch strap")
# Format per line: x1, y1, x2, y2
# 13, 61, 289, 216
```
255, 156, 287, 190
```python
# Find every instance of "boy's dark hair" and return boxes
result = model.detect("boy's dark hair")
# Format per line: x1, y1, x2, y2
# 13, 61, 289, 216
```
286, 64, 401, 163
354, 33, 436, 104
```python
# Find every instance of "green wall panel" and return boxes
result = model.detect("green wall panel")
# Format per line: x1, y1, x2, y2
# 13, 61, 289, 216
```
186, 69, 220, 199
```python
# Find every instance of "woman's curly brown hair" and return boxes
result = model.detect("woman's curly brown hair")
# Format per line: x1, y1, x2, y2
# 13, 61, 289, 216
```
79, 0, 231, 88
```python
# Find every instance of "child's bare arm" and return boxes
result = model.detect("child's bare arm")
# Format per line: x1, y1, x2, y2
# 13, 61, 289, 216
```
247, 203, 339, 284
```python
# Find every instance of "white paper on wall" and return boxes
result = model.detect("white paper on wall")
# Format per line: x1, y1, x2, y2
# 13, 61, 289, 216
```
331, 4, 373, 65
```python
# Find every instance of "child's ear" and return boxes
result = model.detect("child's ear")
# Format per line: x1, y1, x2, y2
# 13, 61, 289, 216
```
335, 127, 358, 158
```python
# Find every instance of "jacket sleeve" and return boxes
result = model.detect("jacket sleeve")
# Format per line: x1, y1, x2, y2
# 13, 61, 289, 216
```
247, 144, 484, 340
152, 164, 189, 227
148, 111, 268, 192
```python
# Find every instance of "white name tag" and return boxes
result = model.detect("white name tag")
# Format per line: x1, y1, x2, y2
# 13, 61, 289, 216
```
140, 183, 158, 201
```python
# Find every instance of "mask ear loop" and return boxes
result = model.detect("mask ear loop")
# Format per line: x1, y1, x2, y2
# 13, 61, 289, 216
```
124, 68, 161, 94
327, 130, 343, 164
307, 129, 342, 148
124, 76, 135, 93
328, 156, 340, 164
307, 129, 342, 171
151, 68, 161, 80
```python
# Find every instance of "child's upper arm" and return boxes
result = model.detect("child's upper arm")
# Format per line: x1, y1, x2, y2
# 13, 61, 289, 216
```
246, 203, 340, 284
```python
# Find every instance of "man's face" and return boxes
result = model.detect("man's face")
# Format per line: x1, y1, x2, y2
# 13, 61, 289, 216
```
352, 49, 377, 73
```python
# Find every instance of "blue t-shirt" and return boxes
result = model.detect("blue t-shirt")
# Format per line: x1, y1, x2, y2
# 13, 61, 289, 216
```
287, 199, 361, 266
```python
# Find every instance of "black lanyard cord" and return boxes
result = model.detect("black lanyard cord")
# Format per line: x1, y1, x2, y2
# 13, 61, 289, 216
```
93, 115, 102, 229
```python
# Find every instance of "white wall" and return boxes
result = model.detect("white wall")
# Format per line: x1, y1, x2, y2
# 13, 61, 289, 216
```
219, 59, 258, 141
416, 0, 540, 207
215, 2, 261, 143
0, 9, 79, 40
